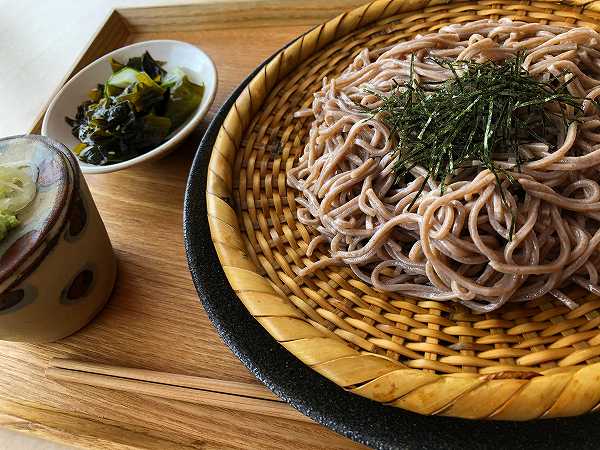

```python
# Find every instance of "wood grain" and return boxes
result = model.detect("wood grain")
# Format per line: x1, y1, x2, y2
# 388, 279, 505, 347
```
1, 1, 369, 449
119, 0, 386, 31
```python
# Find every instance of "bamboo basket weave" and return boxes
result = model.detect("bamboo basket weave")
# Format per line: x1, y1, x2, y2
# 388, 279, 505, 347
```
206, 0, 600, 420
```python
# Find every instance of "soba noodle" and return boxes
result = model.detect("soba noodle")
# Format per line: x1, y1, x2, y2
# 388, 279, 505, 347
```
287, 19, 600, 313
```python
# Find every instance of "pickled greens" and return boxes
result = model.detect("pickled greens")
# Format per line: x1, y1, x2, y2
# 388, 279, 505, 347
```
162, 67, 204, 131
66, 51, 204, 166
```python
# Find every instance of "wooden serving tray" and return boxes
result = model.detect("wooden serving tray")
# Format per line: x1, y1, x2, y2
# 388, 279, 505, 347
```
1, 2, 369, 449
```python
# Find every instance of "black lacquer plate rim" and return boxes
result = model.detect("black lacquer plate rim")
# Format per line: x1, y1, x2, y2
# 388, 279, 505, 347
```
183, 42, 600, 450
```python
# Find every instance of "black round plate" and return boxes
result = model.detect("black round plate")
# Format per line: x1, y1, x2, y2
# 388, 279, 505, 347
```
183, 52, 600, 450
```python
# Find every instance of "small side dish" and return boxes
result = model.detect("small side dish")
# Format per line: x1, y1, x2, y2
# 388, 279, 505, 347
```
66, 51, 204, 166
42, 40, 217, 174
0, 164, 36, 242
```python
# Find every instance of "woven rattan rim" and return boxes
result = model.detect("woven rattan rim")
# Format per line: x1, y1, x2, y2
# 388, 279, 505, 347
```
206, 0, 600, 420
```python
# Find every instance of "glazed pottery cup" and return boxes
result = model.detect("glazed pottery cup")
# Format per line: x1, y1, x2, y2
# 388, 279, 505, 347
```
0, 135, 117, 342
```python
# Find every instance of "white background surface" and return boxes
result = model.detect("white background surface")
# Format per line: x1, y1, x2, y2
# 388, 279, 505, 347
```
0, 0, 242, 136
0, 429, 75, 450
0, 1, 235, 447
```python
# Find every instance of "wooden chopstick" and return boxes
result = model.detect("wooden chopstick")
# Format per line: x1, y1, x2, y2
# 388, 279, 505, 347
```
46, 359, 312, 423
49, 359, 279, 401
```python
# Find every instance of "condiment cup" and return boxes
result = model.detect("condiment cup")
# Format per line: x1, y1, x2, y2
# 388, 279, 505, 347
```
0, 135, 117, 342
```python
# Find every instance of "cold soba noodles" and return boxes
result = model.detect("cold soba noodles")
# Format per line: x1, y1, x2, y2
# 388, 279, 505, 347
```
288, 19, 600, 313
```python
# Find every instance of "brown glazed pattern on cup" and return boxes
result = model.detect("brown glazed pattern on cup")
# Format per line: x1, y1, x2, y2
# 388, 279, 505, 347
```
0, 138, 70, 284
0, 135, 117, 342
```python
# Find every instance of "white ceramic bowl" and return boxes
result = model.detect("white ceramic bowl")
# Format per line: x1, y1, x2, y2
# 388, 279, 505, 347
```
42, 40, 217, 174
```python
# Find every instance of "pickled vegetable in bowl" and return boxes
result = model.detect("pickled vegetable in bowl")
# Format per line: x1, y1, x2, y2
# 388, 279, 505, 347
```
65, 51, 204, 166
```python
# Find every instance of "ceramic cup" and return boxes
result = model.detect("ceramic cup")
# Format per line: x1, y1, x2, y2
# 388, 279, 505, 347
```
0, 135, 117, 342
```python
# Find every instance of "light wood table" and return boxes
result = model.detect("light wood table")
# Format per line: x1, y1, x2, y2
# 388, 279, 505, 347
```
0, 0, 369, 448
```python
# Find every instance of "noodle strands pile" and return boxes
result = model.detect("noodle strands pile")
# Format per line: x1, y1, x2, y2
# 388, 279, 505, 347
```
288, 19, 600, 313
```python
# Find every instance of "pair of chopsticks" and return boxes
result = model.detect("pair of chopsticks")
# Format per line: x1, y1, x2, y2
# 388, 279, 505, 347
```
46, 359, 311, 423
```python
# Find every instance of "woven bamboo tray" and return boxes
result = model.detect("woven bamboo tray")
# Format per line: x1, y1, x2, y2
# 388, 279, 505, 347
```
206, 0, 600, 421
